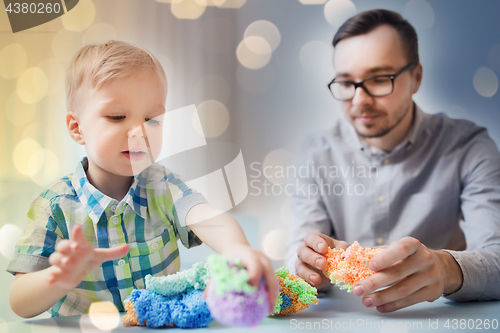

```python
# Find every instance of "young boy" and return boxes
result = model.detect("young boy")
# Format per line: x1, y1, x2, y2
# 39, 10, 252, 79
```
7, 41, 277, 318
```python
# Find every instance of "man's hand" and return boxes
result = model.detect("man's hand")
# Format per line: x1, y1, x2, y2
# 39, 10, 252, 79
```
295, 232, 350, 289
47, 224, 129, 290
353, 236, 463, 313
222, 244, 278, 312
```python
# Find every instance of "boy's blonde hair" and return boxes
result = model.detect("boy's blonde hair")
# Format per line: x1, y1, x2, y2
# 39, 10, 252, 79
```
66, 40, 167, 112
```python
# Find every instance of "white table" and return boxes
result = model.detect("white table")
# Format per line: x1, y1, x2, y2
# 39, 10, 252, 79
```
3, 286, 499, 333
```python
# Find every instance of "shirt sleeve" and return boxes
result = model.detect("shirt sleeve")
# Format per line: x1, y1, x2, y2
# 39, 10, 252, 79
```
160, 168, 208, 249
443, 126, 500, 301
6, 192, 65, 275
285, 133, 333, 273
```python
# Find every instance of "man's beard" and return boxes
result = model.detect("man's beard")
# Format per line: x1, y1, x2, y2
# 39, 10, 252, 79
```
354, 104, 412, 139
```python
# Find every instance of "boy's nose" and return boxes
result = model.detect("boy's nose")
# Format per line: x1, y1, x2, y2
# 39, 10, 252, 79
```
128, 124, 145, 138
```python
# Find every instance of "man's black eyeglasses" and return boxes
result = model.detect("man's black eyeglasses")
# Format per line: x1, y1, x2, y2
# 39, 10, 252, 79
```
327, 63, 417, 101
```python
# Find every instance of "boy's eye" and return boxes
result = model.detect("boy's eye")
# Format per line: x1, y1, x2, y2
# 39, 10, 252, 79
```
146, 118, 160, 125
108, 116, 125, 121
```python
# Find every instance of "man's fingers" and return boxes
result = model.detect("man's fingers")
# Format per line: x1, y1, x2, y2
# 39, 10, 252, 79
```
295, 260, 323, 286
303, 233, 334, 254
361, 273, 428, 308
375, 286, 438, 313
297, 244, 327, 271
369, 237, 420, 271
354, 254, 420, 296
95, 244, 129, 264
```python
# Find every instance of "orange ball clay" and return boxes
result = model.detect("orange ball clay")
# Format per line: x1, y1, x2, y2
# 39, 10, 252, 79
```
323, 241, 382, 292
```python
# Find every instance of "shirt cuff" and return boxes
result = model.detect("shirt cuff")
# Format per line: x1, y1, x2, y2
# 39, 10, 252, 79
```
173, 192, 208, 249
6, 253, 50, 275
441, 249, 487, 301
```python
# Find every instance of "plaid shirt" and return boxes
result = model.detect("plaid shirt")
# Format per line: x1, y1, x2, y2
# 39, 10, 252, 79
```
7, 157, 207, 316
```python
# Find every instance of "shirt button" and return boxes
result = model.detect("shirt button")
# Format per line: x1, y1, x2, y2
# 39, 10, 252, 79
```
118, 259, 126, 266
377, 237, 385, 245
111, 217, 120, 225
110, 204, 117, 212
151, 242, 159, 250
383, 158, 390, 165
378, 195, 386, 203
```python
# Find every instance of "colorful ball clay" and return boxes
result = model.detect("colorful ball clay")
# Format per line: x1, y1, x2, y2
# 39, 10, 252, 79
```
122, 262, 212, 328
205, 255, 269, 327
323, 241, 382, 292
272, 267, 318, 316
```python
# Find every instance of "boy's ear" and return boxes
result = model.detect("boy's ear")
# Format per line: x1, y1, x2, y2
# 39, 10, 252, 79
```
66, 111, 85, 145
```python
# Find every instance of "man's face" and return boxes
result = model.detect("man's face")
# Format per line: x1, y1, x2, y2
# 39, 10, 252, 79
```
78, 70, 165, 177
332, 25, 421, 138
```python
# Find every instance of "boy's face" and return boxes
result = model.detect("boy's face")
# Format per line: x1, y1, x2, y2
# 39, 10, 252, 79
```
74, 70, 166, 177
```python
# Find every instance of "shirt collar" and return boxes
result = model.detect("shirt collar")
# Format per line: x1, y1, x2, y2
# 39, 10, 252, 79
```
343, 102, 425, 156
71, 157, 148, 224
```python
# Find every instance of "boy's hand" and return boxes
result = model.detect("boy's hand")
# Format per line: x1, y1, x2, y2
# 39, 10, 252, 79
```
47, 224, 129, 290
222, 245, 278, 312
295, 232, 350, 289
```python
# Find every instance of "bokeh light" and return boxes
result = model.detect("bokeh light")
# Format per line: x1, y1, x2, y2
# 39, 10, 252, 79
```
262, 149, 294, 185
299, 41, 333, 80
83, 23, 117, 45
217, 0, 246, 8
324, 0, 357, 28
262, 229, 288, 261
236, 36, 272, 70
193, 100, 230, 138
0, 43, 27, 80
13, 138, 42, 176
87, 301, 120, 331
22, 123, 43, 141
198, 18, 236, 54
473, 67, 498, 98
299, 0, 327, 4
62, 0, 96, 32
28, 148, 61, 187
37, 58, 66, 96
206, 0, 227, 5
193, 74, 230, 104
4, 92, 37, 126
17, 67, 49, 104
403, 0, 435, 30
0, 224, 23, 260
30, 318, 60, 333
244, 20, 281, 52
236, 64, 275, 93
171, 0, 207, 20
52, 29, 84, 62
487, 44, 500, 73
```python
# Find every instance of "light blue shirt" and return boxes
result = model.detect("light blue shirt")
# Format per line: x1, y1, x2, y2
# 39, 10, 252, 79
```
286, 104, 500, 302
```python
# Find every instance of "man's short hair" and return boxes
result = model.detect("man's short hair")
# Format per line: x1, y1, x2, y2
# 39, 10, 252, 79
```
333, 9, 419, 65
66, 40, 167, 112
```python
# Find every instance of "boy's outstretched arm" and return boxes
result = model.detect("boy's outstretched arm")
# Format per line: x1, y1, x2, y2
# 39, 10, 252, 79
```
9, 225, 129, 318
186, 203, 278, 311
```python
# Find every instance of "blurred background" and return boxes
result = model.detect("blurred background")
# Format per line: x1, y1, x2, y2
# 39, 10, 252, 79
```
0, 0, 499, 322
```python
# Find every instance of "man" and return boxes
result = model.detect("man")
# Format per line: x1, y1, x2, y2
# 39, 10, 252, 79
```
286, 9, 500, 313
